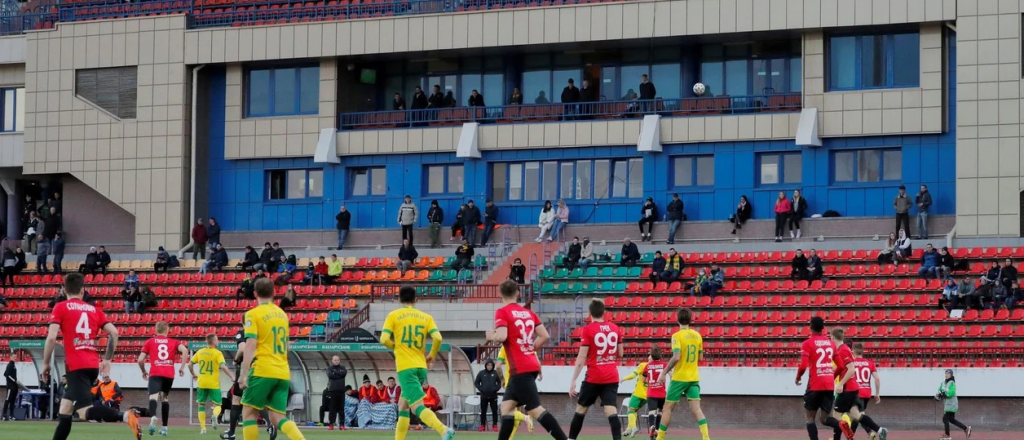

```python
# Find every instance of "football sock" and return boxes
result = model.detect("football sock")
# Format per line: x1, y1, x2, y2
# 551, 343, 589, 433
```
148, 399, 157, 417
655, 415, 662, 431
833, 429, 842, 440
824, 416, 841, 429
568, 413, 585, 440
627, 412, 637, 430
859, 415, 881, 433
498, 416, 516, 440
850, 421, 859, 434
213, 405, 222, 419
511, 411, 524, 439
647, 414, 656, 430
52, 414, 73, 440
656, 423, 668, 440
697, 418, 709, 440
161, 402, 170, 427
537, 411, 568, 440
198, 406, 207, 430
413, 405, 447, 436
228, 404, 241, 434
609, 415, 622, 440
277, 418, 306, 440
396, 411, 410, 440
85, 404, 122, 422
806, 422, 820, 440
242, 420, 259, 440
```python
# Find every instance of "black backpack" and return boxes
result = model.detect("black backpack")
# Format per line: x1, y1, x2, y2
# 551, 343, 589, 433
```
822, 210, 841, 218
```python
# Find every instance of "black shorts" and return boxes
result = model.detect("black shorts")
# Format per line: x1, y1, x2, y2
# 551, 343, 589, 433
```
230, 382, 243, 397
503, 372, 541, 412
647, 398, 665, 412
803, 390, 835, 413
148, 376, 174, 396
65, 368, 100, 410
577, 382, 618, 408
834, 391, 859, 413
856, 397, 870, 412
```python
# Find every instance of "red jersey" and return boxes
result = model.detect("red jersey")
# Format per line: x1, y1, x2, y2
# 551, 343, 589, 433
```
643, 360, 668, 399
142, 336, 184, 378
852, 357, 877, 398
370, 387, 386, 404
494, 303, 541, 375
579, 321, 621, 384
798, 334, 837, 392
358, 385, 375, 401
49, 299, 109, 371
832, 344, 860, 393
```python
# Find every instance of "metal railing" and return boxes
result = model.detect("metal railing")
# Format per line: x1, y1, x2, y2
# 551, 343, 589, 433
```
328, 303, 370, 341
339, 94, 803, 130
369, 282, 533, 303
0, 0, 57, 35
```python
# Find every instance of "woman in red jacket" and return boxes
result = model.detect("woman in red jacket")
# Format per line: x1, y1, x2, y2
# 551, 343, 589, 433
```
773, 191, 792, 243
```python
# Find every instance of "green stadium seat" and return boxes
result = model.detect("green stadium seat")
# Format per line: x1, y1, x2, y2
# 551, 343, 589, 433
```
569, 282, 585, 294
614, 267, 629, 277
540, 282, 555, 293
568, 268, 583, 278
428, 270, 443, 281
541, 268, 555, 279
553, 255, 565, 266
585, 281, 599, 292
445, 256, 457, 265
442, 270, 458, 281
599, 281, 614, 291
640, 253, 655, 263
311, 325, 326, 337
554, 268, 569, 278
584, 267, 599, 278
326, 311, 342, 324
474, 255, 488, 267
553, 283, 568, 294
627, 267, 642, 277
611, 254, 621, 264
600, 267, 614, 277
613, 281, 627, 291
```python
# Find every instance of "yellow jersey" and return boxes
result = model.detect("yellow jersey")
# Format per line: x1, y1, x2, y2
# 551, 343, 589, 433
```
497, 346, 540, 387
243, 303, 291, 380
670, 327, 703, 382
191, 347, 227, 389
381, 305, 441, 372
628, 362, 649, 398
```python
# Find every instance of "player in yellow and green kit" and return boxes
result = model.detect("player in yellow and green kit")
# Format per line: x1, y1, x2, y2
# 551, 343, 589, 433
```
189, 333, 235, 435
238, 278, 307, 440
496, 346, 539, 439
655, 308, 710, 440
620, 356, 651, 437
380, 286, 456, 440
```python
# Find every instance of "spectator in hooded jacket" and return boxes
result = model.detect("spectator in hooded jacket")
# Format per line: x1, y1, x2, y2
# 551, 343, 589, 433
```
191, 218, 207, 260
649, 251, 666, 283
23, 211, 38, 254
426, 200, 444, 249
936, 247, 955, 280
397, 195, 418, 244
474, 360, 501, 431
315, 256, 329, 280
411, 86, 428, 110
561, 78, 580, 120
579, 237, 595, 270
773, 191, 792, 242
335, 206, 351, 250
397, 239, 418, 275
665, 194, 684, 245
206, 217, 221, 248
699, 264, 726, 299
462, 200, 482, 245
620, 238, 640, 267
1000, 259, 1018, 292
918, 244, 940, 279
124, 269, 140, 291
393, 93, 406, 111
638, 198, 658, 242
791, 249, 809, 280
564, 237, 582, 271
730, 195, 753, 235
253, 242, 273, 272
270, 242, 286, 271
427, 85, 443, 109
451, 239, 475, 272
508, 258, 526, 284
938, 277, 962, 311
237, 245, 259, 271
535, 201, 556, 242
154, 247, 171, 273
894, 229, 913, 262
481, 200, 499, 246
78, 247, 102, 275
788, 189, 808, 239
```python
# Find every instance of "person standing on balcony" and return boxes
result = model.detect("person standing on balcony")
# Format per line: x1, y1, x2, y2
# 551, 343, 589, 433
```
462, 200, 482, 246
427, 85, 443, 109
639, 74, 657, 113
393, 93, 406, 111
579, 80, 596, 118
397, 195, 418, 244
469, 90, 485, 107
481, 200, 499, 246
411, 86, 427, 110
443, 91, 456, 108
509, 87, 523, 106
426, 200, 444, 249
561, 78, 580, 120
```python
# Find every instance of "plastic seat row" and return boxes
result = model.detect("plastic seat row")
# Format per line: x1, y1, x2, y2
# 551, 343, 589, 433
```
588, 323, 1024, 340
604, 293, 937, 309
604, 307, 1024, 325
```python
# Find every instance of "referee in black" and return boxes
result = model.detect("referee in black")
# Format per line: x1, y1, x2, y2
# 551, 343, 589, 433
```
326, 355, 347, 430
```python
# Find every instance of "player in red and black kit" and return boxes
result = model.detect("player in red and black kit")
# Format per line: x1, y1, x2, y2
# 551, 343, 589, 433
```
850, 343, 880, 438
42, 273, 143, 440
644, 347, 668, 440
829, 329, 887, 440
486, 280, 568, 440
796, 317, 843, 440
567, 299, 623, 440
138, 321, 191, 436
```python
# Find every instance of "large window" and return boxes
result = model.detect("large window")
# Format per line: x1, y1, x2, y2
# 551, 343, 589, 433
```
267, 169, 323, 200
833, 149, 902, 183
758, 152, 803, 185
522, 69, 582, 104
351, 167, 387, 196
75, 67, 137, 119
247, 66, 319, 117
700, 41, 802, 97
0, 87, 24, 132
426, 164, 464, 195
673, 156, 715, 187
492, 159, 643, 202
828, 33, 920, 90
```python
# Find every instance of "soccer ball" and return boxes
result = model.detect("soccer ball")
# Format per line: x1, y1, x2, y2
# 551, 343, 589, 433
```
693, 82, 706, 96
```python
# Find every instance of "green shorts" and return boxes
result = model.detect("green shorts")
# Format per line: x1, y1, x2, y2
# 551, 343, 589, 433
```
397, 368, 428, 405
196, 388, 223, 405
241, 373, 290, 414
665, 380, 701, 403
628, 395, 647, 411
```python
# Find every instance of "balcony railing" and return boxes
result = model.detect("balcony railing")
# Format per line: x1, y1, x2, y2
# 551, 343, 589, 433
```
339, 93, 803, 130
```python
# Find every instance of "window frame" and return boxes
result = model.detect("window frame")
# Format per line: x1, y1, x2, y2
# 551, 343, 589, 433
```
424, 164, 465, 195
245, 65, 320, 118
0, 87, 24, 133
266, 168, 324, 201
830, 148, 903, 185
491, 158, 643, 202
827, 32, 920, 91
756, 152, 803, 187
349, 167, 387, 198
671, 155, 716, 188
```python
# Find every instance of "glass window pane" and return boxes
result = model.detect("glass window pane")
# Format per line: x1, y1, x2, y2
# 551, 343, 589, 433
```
857, 150, 881, 182
14, 88, 23, 131
2, 89, 13, 131
427, 166, 445, 194
492, 164, 508, 202
524, 162, 540, 201
370, 168, 387, 195
789, 58, 802, 92
628, 158, 643, 198
601, 66, 617, 101
612, 161, 627, 198
552, 69, 581, 103
700, 61, 723, 97
286, 170, 306, 199
651, 64, 681, 100
560, 162, 574, 199
509, 164, 522, 200
248, 69, 271, 115
299, 67, 319, 114
834, 152, 854, 182
542, 162, 558, 201
269, 171, 286, 199
576, 161, 591, 199
352, 169, 368, 196
725, 59, 748, 96
696, 156, 715, 186
829, 36, 856, 89
893, 33, 920, 87
861, 35, 885, 88
882, 150, 903, 180
783, 154, 802, 183
753, 59, 770, 94
619, 65, 649, 100
673, 157, 692, 187
448, 165, 464, 193
760, 154, 780, 185
461, 74, 482, 107
594, 160, 610, 198
483, 74, 503, 103
274, 68, 297, 115
523, 71, 551, 104
308, 170, 323, 198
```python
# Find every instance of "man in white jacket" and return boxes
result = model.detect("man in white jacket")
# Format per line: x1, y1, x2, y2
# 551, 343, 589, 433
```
397, 195, 419, 244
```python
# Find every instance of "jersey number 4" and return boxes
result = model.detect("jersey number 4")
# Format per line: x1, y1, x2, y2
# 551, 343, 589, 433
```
400, 325, 426, 349
76, 314, 92, 340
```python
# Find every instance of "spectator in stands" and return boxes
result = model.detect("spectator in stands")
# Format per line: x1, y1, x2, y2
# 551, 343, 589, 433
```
36, 231, 50, 274
78, 247, 101, 276
315, 257, 329, 283
971, 278, 995, 310
451, 238, 475, 272
53, 232, 65, 275
124, 269, 140, 291
936, 247, 954, 280
469, 89, 485, 107
327, 254, 342, 283
481, 199, 499, 246
649, 251, 666, 283
393, 92, 406, 110
236, 272, 255, 300
915, 185, 932, 239
918, 244, 940, 279
806, 249, 823, 281
139, 286, 158, 313
301, 262, 318, 286
48, 287, 67, 308
0, 291, 6, 309
443, 91, 456, 107
620, 238, 640, 267
730, 195, 753, 235
1007, 282, 1024, 310
665, 193, 684, 245
564, 237, 582, 271
451, 204, 466, 242
428, 85, 443, 109
253, 242, 273, 272
206, 217, 221, 248
773, 191, 792, 243
191, 218, 207, 260
236, 245, 258, 272
790, 249, 808, 280
894, 229, 913, 262
579, 79, 596, 117
579, 237, 595, 270
96, 246, 111, 274
939, 277, 961, 311
561, 78, 580, 120
270, 242, 286, 271
549, 199, 569, 242
982, 260, 1001, 284
336, 206, 351, 250
397, 239, 418, 276
534, 91, 550, 104
638, 197, 658, 242
154, 246, 171, 273
279, 286, 298, 309
534, 200, 556, 242
462, 200, 482, 245
697, 264, 725, 299
426, 200, 444, 249
788, 189, 807, 239
411, 86, 427, 110
200, 243, 228, 275
508, 258, 526, 284
397, 195, 419, 244
894, 186, 911, 236
662, 248, 684, 282
21, 194, 35, 229
1000, 259, 1018, 292
276, 255, 297, 281
358, 377, 374, 402
878, 232, 898, 265
639, 74, 657, 113
509, 87, 523, 105
24, 211, 39, 255
122, 285, 141, 314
